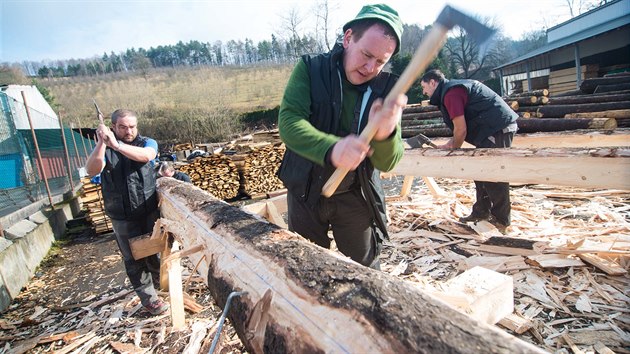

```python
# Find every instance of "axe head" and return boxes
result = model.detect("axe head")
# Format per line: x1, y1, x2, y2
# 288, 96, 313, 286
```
435, 5, 495, 44
405, 133, 437, 149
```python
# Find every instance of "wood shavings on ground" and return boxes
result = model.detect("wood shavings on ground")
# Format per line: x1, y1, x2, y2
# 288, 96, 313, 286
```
380, 175, 630, 353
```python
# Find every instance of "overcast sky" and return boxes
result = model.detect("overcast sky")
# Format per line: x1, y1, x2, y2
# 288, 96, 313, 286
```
1, 0, 582, 63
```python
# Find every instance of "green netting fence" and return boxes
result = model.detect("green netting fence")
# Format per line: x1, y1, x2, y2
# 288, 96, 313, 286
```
0, 91, 93, 218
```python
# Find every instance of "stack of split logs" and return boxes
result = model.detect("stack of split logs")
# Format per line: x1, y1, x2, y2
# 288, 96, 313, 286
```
401, 73, 630, 138
79, 177, 112, 234
178, 130, 286, 200
177, 155, 241, 200
228, 143, 286, 198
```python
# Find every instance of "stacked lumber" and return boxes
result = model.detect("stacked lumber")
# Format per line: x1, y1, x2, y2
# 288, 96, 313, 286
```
172, 143, 196, 151
548, 65, 598, 95
228, 142, 285, 198
178, 154, 240, 200
79, 177, 112, 234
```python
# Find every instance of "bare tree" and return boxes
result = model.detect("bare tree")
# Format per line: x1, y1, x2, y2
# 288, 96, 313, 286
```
277, 6, 305, 59
313, 0, 340, 51
443, 17, 500, 79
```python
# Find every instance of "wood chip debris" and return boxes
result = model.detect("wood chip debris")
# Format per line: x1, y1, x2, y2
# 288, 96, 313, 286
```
381, 176, 630, 353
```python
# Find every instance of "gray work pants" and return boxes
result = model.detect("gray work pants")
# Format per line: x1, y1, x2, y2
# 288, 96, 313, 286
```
110, 209, 161, 306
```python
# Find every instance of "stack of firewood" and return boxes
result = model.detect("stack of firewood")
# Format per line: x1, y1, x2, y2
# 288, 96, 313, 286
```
178, 155, 240, 200
229, 143, 285, 198
80, 177, 112, 234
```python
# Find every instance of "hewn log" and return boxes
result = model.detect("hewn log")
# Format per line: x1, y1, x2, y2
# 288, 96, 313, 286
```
580, 76, 630, 94
537, 101, 630, 117
512, 130, 630, 148
516, 117, 617, 133
548, 92, 630, 106
392, 147, 630, 190
156, 178, 544, 353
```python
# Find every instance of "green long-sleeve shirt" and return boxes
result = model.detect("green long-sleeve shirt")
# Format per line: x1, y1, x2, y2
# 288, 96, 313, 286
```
278, 60, 403, 172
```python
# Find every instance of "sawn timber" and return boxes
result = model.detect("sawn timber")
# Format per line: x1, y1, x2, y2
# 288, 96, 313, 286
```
156, 178, 543, 354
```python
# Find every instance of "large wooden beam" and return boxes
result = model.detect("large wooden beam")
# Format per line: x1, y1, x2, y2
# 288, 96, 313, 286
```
427, 130, 630, 149
392, 147, 630, 190
156, 178, 543, 354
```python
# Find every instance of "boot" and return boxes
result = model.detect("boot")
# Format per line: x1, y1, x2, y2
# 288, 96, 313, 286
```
458, 213, 490, 223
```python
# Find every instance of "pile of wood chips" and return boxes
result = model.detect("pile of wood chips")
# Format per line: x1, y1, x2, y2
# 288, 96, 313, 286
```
380, 176, 630, 353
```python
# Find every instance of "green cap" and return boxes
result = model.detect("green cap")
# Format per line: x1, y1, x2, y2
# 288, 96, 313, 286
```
343, 4, 403, 55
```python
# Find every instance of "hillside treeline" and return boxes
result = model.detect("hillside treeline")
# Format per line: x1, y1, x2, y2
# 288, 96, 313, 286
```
22, 24, 546, 87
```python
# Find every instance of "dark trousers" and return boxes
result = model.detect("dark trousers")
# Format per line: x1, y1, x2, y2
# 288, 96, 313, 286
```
472, 130, 515, 226
111, 209, 161, 306
287, 188, 381, 269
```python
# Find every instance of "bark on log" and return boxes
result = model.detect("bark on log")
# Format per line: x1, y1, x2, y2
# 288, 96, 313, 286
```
391, 147, 630, 190
593, 83, 630, 94
564, 109, 630, 119
505, 89, 548, 98
401, 110, 442, 120
403, 104, 439, 114
156, 178, 544, 353
580, 76, 630, 94
516, 118, 617, 133
548, 92, 630, 106
402, 127, 452, 138
537, 101, 630, 117
401, 122, 446, 130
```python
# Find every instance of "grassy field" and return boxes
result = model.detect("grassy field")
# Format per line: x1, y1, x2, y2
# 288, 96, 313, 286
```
41, 64, 294, 143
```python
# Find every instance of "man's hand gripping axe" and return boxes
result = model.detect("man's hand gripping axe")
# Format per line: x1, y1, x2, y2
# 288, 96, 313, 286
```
321, 5, 495, 197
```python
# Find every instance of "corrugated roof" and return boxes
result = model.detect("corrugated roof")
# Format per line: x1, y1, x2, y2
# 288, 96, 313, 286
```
495, 0, 630, 70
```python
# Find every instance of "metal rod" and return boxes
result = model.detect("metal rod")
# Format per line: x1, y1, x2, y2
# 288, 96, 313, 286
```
21, 91, 55, 210
209, 291, 247, 354
69, 122, 82, 171
57, 112, 75, 191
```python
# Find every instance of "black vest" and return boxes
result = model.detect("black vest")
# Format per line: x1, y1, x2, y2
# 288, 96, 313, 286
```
277, 44, 398, 238
431, 79, 518, 146
101, 135, 158, 220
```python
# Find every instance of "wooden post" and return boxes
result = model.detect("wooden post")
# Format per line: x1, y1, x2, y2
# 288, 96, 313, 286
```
77, 123, 89, 159
160, 233, 172, 291
69, 123, 82, 168
57, 112, 75, 191
168, 240, 186, 330
21, 91, 55, 210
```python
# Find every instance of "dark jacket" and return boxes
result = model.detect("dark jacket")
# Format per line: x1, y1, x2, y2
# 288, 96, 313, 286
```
430, 79, 518, 146
277, 44, 398, 238
101, 135, 158, 220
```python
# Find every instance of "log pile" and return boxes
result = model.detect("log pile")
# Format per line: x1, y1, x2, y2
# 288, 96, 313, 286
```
79, 177, 112, 234
229, 143, 285, 198
178, 154, 240, 200
401, 79, 630, 138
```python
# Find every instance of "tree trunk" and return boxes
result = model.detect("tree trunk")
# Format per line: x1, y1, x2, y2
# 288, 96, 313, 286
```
564, 109, 630, 119
593, 82, 630, 94
156, 178, 544, 354
402, 127, 451, 138
505, 89, 548, 98
401, 111, 443, 120
580, 76, 630, 94
548, 92, 630, 105
516, 117, 617, 133
403, 104, 439, 114
537, 101, 630, 117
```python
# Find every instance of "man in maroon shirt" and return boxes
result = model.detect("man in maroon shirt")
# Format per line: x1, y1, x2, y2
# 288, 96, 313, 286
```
420, 69, 518, 233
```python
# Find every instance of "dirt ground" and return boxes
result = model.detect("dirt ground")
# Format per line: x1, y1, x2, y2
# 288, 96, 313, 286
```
0, 177, 628, 353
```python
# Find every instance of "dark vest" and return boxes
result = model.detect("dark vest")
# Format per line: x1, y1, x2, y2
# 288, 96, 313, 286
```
431, 79, 518, 146
277, 44, 398, 238
101, 135, 158, 220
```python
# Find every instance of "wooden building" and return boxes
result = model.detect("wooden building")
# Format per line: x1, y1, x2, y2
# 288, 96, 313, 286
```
494, 0, 630, 96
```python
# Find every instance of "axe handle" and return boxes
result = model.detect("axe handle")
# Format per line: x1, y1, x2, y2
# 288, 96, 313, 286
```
322, 24, 449, 197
